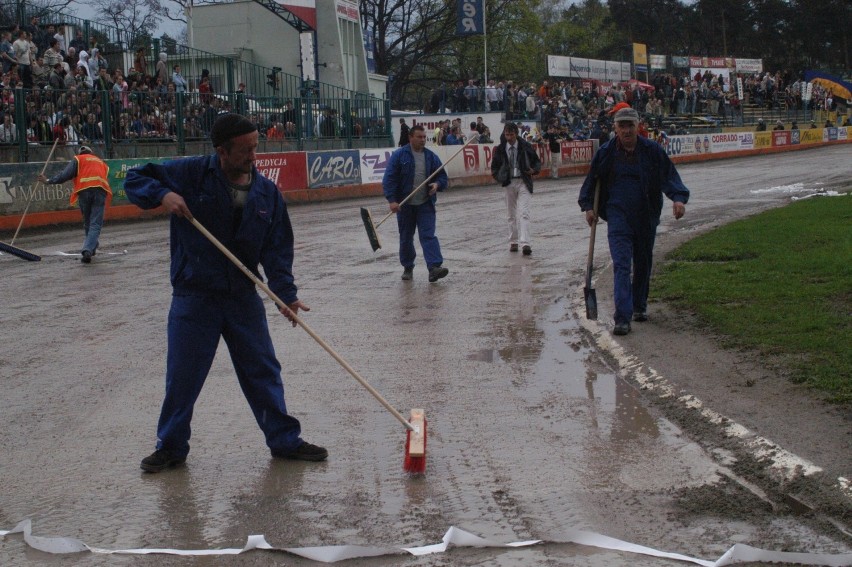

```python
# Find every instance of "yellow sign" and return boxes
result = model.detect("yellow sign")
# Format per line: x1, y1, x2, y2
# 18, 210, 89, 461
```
753, 132, 772, 148
633, 43, 648, 66
800, 128, 823, 144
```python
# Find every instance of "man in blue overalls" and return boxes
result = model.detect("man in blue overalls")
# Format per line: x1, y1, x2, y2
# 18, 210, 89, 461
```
125, 113, 327, 472
382, 124, 450, 283
578, 107, 689, 336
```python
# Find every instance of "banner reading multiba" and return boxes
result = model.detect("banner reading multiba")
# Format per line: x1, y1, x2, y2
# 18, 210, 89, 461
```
456, 0, 484, 36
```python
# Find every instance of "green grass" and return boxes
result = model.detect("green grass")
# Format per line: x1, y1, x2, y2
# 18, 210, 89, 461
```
653, 195, 852, 403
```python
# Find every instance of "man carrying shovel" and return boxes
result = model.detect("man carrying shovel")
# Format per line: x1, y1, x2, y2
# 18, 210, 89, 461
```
578, 107, 689, 336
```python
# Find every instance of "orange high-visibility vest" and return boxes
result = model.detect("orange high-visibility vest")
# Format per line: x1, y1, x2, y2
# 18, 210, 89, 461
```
71, 154, 112, 205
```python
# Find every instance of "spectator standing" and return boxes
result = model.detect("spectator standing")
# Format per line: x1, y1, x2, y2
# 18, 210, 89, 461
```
382, 124, 450, 283
1, 31, 15, 74
38, 145, 112, 263
172, 64, 187, 93
490, 122, 541, 255
577, 107, 689, 336
12, 30, 32, 87
43, 38, 63, 69
69, 29, 86, 54
397, 117, 409, 147
156, 52, 168, 85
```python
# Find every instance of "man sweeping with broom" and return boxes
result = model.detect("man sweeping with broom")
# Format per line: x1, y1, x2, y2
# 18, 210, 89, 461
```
124, 113, 328, 472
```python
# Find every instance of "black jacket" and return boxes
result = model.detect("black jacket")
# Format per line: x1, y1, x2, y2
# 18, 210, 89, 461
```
490, 137, 541, 192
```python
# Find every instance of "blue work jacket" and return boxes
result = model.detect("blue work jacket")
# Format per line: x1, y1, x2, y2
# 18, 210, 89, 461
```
578, 136, 689, 223
382, 144, 448, 205
124, 154, 299, 303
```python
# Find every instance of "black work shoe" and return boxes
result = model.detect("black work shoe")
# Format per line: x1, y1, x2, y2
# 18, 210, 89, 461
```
522, 245, 532, 256
140, 449, 186, 473
613, 322, 631, 336
272, 442, 329, 462
510, 243, 518, 252
428, 266, 449, 282
401, 267, 413, 281
633, 311, 648, 322
81, 250, 92, 264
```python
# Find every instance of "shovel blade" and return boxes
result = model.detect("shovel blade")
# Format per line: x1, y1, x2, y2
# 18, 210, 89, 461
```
360, 207, 382, 252
584, 287, 597, 320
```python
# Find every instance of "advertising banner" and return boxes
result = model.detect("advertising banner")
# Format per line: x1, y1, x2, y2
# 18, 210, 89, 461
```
662, 134, 712, 157
359, 148, 395, 184
547, 55, 631, 82
734, 58, 763, 73
672, 56, 689, 68
800, 128, 823, 144
306, 150, 362, 189
256, 152, 308, 193
791, 130, 800, 145
108, 158, 170, 203
560, 140, 596, 164
633, 43, 648, 74
456, 0, 484, 36
839, 127, 849, 140
434, 144, 489, 179
688, 56, 733, 68
772, 131, 791, 147
754, 132, 772, 148
708, 134, 737, 153
650, 54, 667, 70
824, 128, 838, 141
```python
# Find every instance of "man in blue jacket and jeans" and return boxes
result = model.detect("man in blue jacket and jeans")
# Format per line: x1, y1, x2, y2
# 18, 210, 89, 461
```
382, 124, 450, 282
578, 107, 689, 336
125, 113, 327, 472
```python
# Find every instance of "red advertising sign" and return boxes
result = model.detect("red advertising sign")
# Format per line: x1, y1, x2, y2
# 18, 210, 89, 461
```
255, 152, 308, 193
772, 131, 791, 147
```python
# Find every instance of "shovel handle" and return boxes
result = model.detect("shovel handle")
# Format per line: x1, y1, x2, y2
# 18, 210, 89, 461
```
373, 136, 477, 230
585, 179, 601, 287
188, 216, 415, 432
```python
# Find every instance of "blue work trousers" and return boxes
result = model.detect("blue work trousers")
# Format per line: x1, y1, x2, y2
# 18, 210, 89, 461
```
156, 293, 302, 458
607, 210, 657, 325
396, 201, 443, 269
77, 188, 107, 255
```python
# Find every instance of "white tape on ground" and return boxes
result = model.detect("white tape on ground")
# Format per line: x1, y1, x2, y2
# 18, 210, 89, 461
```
2, 519, 851, 565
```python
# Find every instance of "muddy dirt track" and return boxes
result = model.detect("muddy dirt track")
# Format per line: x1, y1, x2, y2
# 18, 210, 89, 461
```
1, 145, 850, 566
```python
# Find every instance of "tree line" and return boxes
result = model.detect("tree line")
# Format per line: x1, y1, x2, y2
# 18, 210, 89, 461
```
359, 0, 850, 110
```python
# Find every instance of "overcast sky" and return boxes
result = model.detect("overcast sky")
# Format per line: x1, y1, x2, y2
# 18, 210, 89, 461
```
69, 0, 186, 39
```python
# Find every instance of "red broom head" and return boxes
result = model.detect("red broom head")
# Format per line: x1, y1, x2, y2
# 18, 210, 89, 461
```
403, 416, 427, 475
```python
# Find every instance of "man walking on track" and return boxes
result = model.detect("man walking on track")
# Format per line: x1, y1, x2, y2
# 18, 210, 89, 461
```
578, 107, 689, 336
125, 113, 327, 473
382, 124, 450, 283
38, 145, 112, 264
490, 122, 541, 255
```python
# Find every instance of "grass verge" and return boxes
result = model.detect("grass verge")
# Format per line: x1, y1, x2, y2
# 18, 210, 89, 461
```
653, 195, 851, 403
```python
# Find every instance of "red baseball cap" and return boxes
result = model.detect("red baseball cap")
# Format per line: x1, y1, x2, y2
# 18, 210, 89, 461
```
608, 101, 631, 115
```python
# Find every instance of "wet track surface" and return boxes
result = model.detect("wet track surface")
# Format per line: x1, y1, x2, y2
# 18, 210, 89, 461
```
1, 146, 850, 565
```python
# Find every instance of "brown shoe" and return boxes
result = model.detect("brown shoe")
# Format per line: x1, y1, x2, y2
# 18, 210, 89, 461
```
510, 243, 518, 252
522, 245, 532, 256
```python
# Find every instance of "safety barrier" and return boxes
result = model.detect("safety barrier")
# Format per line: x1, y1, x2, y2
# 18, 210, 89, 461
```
0, 127, 849, 232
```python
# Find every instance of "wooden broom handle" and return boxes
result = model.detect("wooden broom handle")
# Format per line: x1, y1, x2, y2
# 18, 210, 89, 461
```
11, 137, 60, 245
188, 216, 415, 432
373, 136, 477, 230
586, 179, 601, 274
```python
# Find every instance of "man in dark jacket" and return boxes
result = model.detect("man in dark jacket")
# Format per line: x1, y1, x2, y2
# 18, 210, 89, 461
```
490, 122, 541, 255
124, 113, 327, 472
578, 107, 689, 336
382, 124, 449, 282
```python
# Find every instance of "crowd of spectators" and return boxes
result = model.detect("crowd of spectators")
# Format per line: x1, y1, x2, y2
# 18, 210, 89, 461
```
1, 16, 387, 150
425, 69, 846, 147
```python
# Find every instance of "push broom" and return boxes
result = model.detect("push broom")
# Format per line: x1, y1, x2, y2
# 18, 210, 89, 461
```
188, 216, 427, 474
360, 136, 477, 251
1, 138, 60, 262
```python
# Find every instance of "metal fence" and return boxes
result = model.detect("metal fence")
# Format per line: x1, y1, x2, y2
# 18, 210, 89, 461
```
1, 0, 391, 162
0, 85, 393, 163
